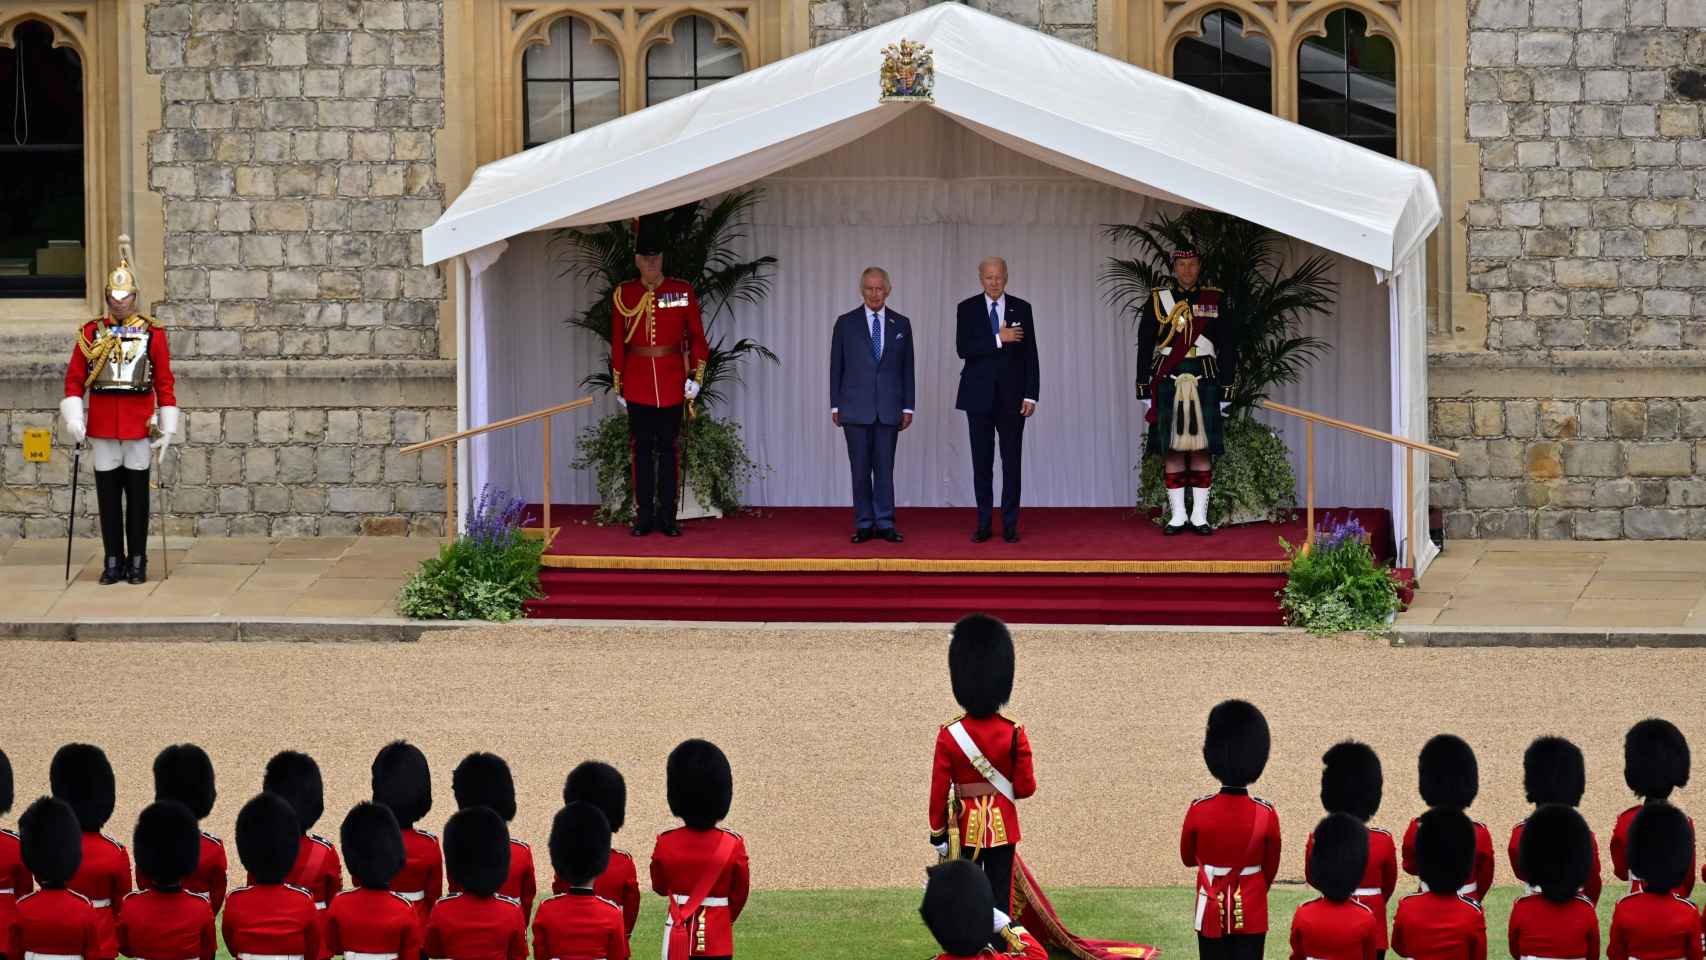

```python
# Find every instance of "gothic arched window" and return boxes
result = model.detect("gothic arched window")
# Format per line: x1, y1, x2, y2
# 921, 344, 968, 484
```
1297, 9, 1397, 156
0, 19, 85, 298
1172, 10, 1272, 113
646, 15, 745, 106
522, 16, 622, 148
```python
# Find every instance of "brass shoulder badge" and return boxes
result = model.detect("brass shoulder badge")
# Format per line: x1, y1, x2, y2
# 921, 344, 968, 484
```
879, 38, 934, 102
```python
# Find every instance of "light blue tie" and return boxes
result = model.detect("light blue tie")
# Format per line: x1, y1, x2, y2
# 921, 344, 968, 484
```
989, 300, 1000, 338
870, 312, 882, 362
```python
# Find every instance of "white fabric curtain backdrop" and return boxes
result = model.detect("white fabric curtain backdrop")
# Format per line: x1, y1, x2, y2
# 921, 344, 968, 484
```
470, 111, 1391, 513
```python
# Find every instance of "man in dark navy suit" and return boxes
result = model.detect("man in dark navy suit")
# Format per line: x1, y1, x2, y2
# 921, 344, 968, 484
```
955, 257, 1039, 543
829, 266, 916, 543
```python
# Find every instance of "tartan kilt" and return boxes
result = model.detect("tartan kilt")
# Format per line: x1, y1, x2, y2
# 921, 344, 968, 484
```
1144, 357, 1226, 457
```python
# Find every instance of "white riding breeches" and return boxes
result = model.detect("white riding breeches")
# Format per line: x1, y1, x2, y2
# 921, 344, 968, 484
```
91, 438, 151, 472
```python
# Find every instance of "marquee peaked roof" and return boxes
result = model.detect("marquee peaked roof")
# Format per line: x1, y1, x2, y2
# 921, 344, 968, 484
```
422, 2, 1441, 272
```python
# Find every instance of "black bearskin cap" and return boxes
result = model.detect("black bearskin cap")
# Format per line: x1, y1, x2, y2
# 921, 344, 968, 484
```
1519, 804, 1592, 903
372, 741, 433, 829
50, 743, 116, 832
1524, 736, 1586, 806
154, 743, 217, 820
236, 792, 302, 885
948, 614, 1015, 719
920, 859, 995, 957
1418, 734, 1479, 810
667, 739, 733, 830
1629, 801, 1693, 894
0, 749, 12, 815
134, 800, 201, 887
263, 751, 324, 834
20, 797, 82, 886
633, 214, 668, 257
444, 806, 510, 897
452, 753, 516, 822
1625, 719, 1690, 800
550, 802, 612, 887
1308, 813, 1370, 902
1415, 807, 1475, 895
1321, 741, 1383, 822
564, 761, 627, 835
341, 801, 405, 890
1203, 700, 1270, 788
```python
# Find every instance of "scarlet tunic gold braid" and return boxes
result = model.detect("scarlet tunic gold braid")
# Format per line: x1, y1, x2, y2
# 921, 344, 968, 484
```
607, 277, 710, 411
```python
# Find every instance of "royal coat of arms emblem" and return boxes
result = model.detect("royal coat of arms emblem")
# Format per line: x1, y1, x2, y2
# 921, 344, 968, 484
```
879, 38, 934, 101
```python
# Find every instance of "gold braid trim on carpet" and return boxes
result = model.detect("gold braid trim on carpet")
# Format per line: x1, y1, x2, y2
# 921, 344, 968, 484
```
537, 553, 1290, 574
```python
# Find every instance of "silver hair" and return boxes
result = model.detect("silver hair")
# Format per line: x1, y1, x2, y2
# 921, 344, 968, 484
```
978, 256, 1008, 277
860, 266, 892, 287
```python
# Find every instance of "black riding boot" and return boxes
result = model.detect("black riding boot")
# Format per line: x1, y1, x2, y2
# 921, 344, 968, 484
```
95, 467, 127, 584
125, 465, 151, 584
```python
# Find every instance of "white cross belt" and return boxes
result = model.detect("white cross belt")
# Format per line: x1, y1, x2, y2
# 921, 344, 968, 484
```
670, 895, 729, 906
395, 890, 426, 902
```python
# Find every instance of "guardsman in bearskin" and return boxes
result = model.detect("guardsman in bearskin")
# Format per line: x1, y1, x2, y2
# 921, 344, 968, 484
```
554, 762, 640, 939
1182, 700, 1279, 960
1309, 742, 1395, 959
449, 753, 534, 919
1290, 813, 1378, 960
11, 797, 101, 960
928, 614, 1036, 920
142, 744, 227, 915
1399, 735, 1494, 903
609, 214, 711, 538
1136, 247, 1237, 536
1509, 804, 1598, 960
1509, 736, 1602, 903
224, 792, 319, 960
1611, 718, 1695, 897
60, 235, 180, 585
1609, 802, 1701, 960
0, 750, 34, 954
919, 859, 1047, 960
372, 740, 442, 924
1390, 809, 1485, 960
260, 752, 341, 960
117, 801, 216, 960
533, 803, 629, 960
651, 739, 749, 960
425, 807, 526, 960
49, 744, 128, 960
325, 802, 422, 960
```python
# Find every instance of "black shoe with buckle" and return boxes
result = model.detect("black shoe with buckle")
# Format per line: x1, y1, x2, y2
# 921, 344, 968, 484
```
99, 556, 126, 585
127, 555, 148, 585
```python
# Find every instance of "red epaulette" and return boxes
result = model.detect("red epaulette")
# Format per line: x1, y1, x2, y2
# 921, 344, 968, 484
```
611, 847, 630, 858
1251, 795, 1276, 811
1, 827, 17, 839
718, 827, 743, 840
385, 890, 413, 908
495, 893, 522, 909
1189, 794, 1216, 807
594, 895, 622, 913
435, 892, 462, 905
1370, 826, 1392, 838
187, 890, 210, 903
411, 828, 438, 841
1456, 894, 1484, 913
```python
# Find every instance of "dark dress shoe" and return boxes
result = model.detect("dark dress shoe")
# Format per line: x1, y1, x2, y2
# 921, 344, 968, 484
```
99, 556, 126, 585
1191, 522, 1214, 536
1163, 522, 1187, 536
972, 527, 992, 543
127, 555, 148, 585
851, 528, 874, 543
879, 528, 904, 543
660, 522, 682, 537
1004, 529, 1020, 544
630, 522, 652, 537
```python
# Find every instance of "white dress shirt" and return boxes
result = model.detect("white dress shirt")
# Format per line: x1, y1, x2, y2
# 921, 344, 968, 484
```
833, 306, 912, 416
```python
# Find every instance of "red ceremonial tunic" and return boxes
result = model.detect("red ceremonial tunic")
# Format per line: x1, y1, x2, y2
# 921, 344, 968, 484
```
447, 839, 534, 920
324, 887, 423, 960
1305, 825, 1397, 950
0, 828, 35, 954
1401, 817, 1495, 902
929, 714, 1037, 849
424, 893, 526, 960
650, 827, 749, 958
931, 926, 1049, 959
138, 832, 228, 917
1390, 891, 1486, 960
1509, 819, 1603, 904
9, 889, 103, 960
551, 849, 641, 937
116, 888, 216, 960
1610, 805, 1696, 898
1289, 897, 1379, 960
531, 889, 629, 960
609, 278, 709, 409
393, 828, 444, 924
1508, 893, 1599, 960
1608, 891, 1703, 960
67, 832, 129, 960
221, 883, 319, 960
64, 317, 177, 441
1181, 788, 1282, 938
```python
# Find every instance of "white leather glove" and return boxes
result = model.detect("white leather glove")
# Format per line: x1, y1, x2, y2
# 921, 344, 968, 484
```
616, 395, 627, 409
59, 396, 86, 445
992, 908, 1011, 933
1136, 398, 1149, 418
684, 378, 701, 401
151, 406, 180, 453
932, 841, 948, 858
1220, 402, 1231, 414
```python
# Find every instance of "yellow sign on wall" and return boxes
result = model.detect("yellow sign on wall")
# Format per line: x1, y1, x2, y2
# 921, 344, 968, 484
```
22, 428, 52, 463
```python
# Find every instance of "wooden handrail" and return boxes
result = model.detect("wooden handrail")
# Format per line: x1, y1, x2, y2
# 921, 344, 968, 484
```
399, 397, 595, 454
1258, 400, 1459, 461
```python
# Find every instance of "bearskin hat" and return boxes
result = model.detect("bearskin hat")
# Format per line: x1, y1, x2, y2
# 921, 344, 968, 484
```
634, 214, 669, 258
134, 800, 201, 888
1629, 801, 1693, 894
1625, 719, 1690, 800
153, 743, 217, 820
948, 614, 1015, 719
1519, 803, 1593, 903
236, 792, 302, 885
50, 743, 116, 832
1418, 734, 1479, 811
19, 797, 82, 887
372, 741, 433, 829
0, 749, 12, 816
451, 753, 516, 822
443, 806, 510, 897
1308, 813, 1370, 902
920, 859, 995, 957
1321, 741, 1383, 822
550, 802, 612, 887
263, 751, 324, 834
1203, 700, 1270, 788
1415, 807, 1476, 895
341, 801, 405, 890
667, 739, 733, 830
564, 761, 627, 835
1523, 736, 1586, 807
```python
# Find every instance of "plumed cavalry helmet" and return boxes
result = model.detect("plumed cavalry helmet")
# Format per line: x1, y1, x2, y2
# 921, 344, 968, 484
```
1625, 718, 1690, 800
920, 858, 995, 957
948, 613, 1015, 719
50, 743, 116, 832
1308, 812, 1370, 903
105, 234, 139, 302
1417, 734, 1479, 811
1524, 736, 1586, 806
1203, 699, 1270, 788
1520, 803, 1593, 904
1321, 740, 1383, 822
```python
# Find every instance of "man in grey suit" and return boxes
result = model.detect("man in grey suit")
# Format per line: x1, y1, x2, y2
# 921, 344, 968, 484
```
830, 266, 916, 543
